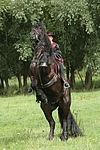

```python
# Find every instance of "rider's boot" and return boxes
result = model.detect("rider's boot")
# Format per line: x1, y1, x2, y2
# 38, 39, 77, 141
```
28, 86, 33, 93
59, 63, 70, 88
63, 79, 70, 88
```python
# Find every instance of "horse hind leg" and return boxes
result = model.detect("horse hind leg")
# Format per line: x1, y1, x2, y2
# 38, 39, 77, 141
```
41, 103, 55, 140
58, 107, 69, 141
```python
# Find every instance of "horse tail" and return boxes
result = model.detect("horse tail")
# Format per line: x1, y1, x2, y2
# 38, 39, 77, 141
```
67, 110, 83, 137
58, 109, 83, 137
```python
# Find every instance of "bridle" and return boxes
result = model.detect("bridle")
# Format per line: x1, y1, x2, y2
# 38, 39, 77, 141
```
33, 28, 40, 41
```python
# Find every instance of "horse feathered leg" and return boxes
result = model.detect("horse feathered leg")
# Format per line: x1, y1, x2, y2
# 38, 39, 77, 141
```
41, 103, 55, 140
58, 106, 70, 141
58, 88, 71, 141
60, 118, 68, 141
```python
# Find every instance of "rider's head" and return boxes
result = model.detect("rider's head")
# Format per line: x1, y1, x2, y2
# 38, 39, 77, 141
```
47, 32, 55, 43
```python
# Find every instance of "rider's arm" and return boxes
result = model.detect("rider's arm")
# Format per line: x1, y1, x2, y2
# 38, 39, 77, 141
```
53, 44, 62, 59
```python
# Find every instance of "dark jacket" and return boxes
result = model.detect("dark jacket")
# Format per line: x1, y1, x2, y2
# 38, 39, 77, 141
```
51, 42, 63, 62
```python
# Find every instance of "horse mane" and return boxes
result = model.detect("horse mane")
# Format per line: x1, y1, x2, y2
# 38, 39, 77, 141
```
43, 32, 53, 55
33, 21, 53, 56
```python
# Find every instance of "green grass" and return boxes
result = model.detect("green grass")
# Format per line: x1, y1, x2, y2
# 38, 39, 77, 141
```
0, 91, 100, 150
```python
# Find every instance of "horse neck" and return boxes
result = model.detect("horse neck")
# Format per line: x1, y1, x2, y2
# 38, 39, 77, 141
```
34, 32, 53, 58
41, 33, 52, 53
39, 63, 55, 84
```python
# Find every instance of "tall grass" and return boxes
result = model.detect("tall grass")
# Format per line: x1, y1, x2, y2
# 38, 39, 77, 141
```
0, 91, 100, 150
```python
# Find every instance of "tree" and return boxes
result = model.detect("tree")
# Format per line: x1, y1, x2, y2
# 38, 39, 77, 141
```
83, 0, 100, 89
0, 0, 100, 92
45, 0, 95, 88
0, 0, 43, 92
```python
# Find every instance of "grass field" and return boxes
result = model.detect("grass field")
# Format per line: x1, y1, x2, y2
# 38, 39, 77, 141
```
0, 90, 100, 150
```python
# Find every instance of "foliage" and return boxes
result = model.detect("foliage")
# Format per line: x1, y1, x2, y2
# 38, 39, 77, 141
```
84, 33, 100, 74
85, 0, 100, 72
42, 0, 98, 76
51, 0, 94, 32
0, 0, 100, 90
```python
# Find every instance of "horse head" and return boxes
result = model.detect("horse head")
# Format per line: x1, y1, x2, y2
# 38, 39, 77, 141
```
30, 21, 46, 41
30, 21, 53, 68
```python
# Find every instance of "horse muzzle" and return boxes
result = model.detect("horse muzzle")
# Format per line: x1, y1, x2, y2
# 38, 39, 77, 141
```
30, 35, 36, 40
40, 62, 47, 67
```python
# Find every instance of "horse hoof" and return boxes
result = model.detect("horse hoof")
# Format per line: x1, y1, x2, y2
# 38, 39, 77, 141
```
48, 136, 54, 141
60, 134, 68, 141
44, 98, 48, 104
48, 133, 54, 140
42, 98, 48, 104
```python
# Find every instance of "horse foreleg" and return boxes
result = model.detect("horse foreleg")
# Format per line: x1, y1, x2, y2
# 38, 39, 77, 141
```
41, 103, 55, 140
58, 107, 69, 141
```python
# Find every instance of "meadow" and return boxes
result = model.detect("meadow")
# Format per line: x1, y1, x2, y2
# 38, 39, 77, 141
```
0, 90, 100, 150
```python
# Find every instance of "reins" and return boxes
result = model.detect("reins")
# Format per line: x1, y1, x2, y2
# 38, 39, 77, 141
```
37, 68, 58, 89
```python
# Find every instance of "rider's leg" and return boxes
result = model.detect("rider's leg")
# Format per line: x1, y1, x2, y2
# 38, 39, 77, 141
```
58, 62, 70, 88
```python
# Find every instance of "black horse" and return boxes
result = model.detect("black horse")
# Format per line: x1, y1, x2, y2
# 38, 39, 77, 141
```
29, 22, 82, 141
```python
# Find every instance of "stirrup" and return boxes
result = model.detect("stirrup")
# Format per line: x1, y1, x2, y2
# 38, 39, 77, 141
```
64, 82, 70, 88
28, 87, 33, 93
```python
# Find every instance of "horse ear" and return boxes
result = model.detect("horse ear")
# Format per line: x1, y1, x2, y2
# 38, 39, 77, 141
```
41, 20, 44, 25
40, 21, 46, 30
41, 20, 44, 24
33, 19, 40, 26
37, 19, 44, 25
34, 19, 39, 22
38, 18, 43, 23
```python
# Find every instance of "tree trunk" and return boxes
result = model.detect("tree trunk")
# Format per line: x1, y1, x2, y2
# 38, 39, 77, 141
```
65, 62, 70, 80
23, 75, 28, 93
77, 70, 85, 89
0, 78, 4, 89
70, 66, 75, 89
5, 78, 9, 89
17, 74, 22, 90
85, 67, 93, 90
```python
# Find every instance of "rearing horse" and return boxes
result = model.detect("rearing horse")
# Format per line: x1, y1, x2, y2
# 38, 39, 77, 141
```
29, 22, 82, 141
